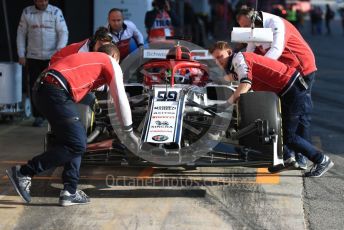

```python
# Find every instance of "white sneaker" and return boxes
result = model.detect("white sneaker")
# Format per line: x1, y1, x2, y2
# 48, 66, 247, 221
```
59, 190, 90, 206
305, 155, 334, 177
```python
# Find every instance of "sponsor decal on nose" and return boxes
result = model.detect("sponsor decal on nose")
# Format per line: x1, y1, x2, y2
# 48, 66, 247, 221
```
152, 135, 169, 142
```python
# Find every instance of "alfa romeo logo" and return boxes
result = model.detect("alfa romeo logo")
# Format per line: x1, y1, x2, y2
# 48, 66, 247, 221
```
152, 135, 169, 142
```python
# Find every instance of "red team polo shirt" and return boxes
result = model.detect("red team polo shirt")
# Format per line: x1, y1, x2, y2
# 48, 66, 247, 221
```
246, 12, 316, 76
49, 52, 115, 102
50, 39, 89, 64
47, 52, 132, 127
232, 52, 298, 94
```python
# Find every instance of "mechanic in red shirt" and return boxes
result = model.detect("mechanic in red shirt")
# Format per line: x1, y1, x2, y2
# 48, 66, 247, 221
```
50, 26, 113, 95
236, 8, 317, 169
107, 8, 144, 61
6, 44, 139, 206
209, 41, 234, 78
210, 43, 333, 178
50, 27, 113, 64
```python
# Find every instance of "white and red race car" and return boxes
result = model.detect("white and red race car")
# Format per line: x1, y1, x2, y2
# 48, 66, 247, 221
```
45, 40, 284, 168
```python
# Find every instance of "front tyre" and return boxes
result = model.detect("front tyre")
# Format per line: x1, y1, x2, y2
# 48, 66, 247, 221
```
238, 91, 283, 163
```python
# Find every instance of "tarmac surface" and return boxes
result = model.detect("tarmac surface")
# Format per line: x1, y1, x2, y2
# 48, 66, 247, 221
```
0, 121, 305, 229
300, 20, 344, 230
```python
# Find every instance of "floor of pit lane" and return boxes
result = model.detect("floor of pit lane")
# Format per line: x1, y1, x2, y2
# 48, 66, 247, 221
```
0, 119, 304, 229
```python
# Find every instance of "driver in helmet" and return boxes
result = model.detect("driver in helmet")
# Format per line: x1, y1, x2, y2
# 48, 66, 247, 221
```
165, 45, 204, 84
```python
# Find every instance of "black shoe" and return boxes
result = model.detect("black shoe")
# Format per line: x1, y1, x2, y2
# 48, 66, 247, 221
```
32, 117, 44, 127
5, 166, 32, 203
59, 190, 90, 206
304, 155, 334, 177
268, 157, 299, 173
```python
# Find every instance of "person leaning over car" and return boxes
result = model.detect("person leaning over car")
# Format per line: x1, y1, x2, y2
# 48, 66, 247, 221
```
209, 41, 234, 79
17, 0, 68, 127
236, 8, 317, 169
209, 43, 334, 178
107, 8, 144, 61
50, 26, 114, 95
6, 44, 139, 206
50, 27, 113, 64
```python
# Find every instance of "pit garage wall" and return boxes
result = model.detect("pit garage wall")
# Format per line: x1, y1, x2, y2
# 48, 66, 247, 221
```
0, 0, 93, 62
1, 0, 154, 62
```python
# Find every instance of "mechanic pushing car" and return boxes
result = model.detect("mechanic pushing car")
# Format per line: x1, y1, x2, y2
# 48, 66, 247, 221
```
107, 8, 144, 61
50, 26, 115, 106
209, 43, 333, 178
209, 41, 234, 77
50, 26, 113, 64
236, 7, 317, 170
6, 44, 139, 206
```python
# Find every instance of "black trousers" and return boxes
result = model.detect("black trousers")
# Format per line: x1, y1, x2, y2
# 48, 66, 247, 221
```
20, 83, 87, 194
27, 58, 50, 117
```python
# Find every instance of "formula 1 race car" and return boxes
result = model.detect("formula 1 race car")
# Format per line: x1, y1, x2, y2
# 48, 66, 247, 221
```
45, 40, 284, 168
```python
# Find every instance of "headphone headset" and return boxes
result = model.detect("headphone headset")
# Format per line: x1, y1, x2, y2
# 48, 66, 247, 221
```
247, 10, 263, 28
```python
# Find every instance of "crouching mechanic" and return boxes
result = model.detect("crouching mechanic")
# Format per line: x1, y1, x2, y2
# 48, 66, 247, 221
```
236, 8, 317, 169
214, 49, 334, 178
6, 44, 139, 206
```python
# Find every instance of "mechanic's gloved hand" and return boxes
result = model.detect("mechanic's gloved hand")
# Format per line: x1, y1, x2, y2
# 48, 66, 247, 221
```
122, 129, 140, 153
207, 101, 232, 113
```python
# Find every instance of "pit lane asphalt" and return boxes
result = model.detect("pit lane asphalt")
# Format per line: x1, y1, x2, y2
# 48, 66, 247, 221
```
300, 20, 344, 230
0, 118, 304, 229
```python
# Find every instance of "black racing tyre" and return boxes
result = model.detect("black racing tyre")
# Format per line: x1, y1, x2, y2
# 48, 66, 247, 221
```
238, 91, 283, 161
